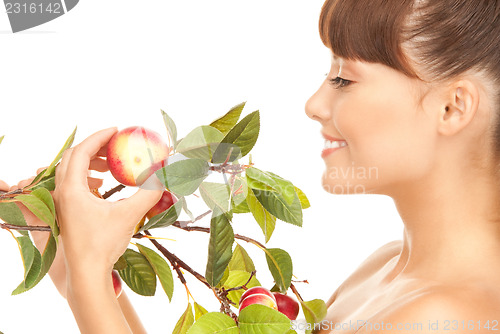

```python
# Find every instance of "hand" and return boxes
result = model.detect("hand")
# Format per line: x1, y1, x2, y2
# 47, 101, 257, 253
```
9, 164, 108, 299
0, 180, 9, 192
53, 127, 163, 273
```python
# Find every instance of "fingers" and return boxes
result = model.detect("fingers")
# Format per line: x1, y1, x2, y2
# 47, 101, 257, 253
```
87, 177, 103, 189
55, 148, 73, 187
96, 144, 109, 157
121, 188, 163, 225
0, 180, 9, 192
65, 127, 117, 188
89, 157, 108, 172
36, 167, 47, 175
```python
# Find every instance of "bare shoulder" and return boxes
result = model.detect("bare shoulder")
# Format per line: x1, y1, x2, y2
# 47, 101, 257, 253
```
325, 240, 403, 307
356, 240, 403, 270
358, 286, 500, 334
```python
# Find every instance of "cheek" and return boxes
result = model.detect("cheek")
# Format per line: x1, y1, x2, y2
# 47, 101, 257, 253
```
334, 94, 435, 180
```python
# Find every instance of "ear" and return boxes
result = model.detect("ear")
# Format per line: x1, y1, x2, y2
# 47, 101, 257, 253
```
438, 80, 480, 136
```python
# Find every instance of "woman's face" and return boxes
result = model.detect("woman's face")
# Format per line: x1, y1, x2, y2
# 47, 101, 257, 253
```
305, 55, 438, 195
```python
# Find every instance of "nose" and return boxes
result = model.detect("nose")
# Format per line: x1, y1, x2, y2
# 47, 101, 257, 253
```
305, 81, 331, 123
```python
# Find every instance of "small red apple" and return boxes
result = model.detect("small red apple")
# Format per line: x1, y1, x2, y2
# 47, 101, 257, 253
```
112, 270, 123, 298
272, 292, 300, 320
240, 286, 276, 303
238, 293, 278, 312
106, 126, 169, 187
146, 190, 177, 219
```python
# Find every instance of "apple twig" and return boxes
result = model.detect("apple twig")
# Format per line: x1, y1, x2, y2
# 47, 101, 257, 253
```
290, 283, 304, 302
0, 222, 51, 232
102, 184, 126, 199
142, 231, 211, 289
177, 210, 212, 227
0, 189, 23, 200
225, 270, 257, 293
171, 222, 266, 249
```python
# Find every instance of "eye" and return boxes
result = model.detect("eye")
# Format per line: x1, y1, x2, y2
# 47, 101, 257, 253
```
328, 76, 353, 89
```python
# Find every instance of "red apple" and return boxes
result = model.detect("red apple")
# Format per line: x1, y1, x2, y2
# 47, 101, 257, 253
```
272, 292, 300, 320
112, 270, 123, 298
238, 293, 278, 312
240, 286, 276, 303
106, 126, 169, 186
146, 190, 177, 219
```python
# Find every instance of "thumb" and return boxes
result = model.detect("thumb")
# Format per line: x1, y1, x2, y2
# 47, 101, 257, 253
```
117, 174, 164, 224
119, 187, 163, 225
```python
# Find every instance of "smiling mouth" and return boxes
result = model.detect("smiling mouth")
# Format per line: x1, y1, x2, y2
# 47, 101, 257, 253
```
324, 140, 347, 149
322, 139, 348, 158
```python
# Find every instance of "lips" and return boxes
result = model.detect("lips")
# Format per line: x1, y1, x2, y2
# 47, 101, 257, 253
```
321, 133, 347, 158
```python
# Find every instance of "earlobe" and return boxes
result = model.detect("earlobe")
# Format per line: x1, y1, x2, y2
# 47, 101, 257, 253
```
438, 81, 480, 136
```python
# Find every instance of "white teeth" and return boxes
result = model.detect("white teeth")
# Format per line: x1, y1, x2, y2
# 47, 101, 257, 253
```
324, 140, 347, 149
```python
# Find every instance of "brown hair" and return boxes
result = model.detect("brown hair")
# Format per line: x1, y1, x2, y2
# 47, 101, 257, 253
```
319, 0, 500, 148
319, 0, 500, 82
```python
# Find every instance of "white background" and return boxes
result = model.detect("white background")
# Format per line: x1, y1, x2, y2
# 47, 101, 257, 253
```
0, 1, 403, 333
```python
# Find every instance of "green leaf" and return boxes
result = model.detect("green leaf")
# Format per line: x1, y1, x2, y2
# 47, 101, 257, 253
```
181, 196, 195, 222
12, 236, 41, 294
230, 178, 250, 214
199, 182, 230, 216
30, 175, 55, 191
238, 304, 291, 334
209, 101, 246, 135
187, 312, 239, 334
193, 302, 208, 321
14, 193, 55, 234
252, 188, 302, 227
0, 202, 28, 236
245, 167, 278, 192
118, 249, 157, 296
212, 111, 260, 163
176, 126, 224, 161
294, 186, 310, 209
162, 110, 178, 151
205, 209, 234, 287
301, 299, 327, 334
156, 158, 210, 196
30, 188, 59, 239
216, 267, 230, 289
0, 135, 4, 144
137, 244, 174, 301
264, 248, 293, 293
265, 172, 296, 205
114, 255, 128, 270
232, 198, 250, 214
138, 199, 183, 232
13, 233, 57, 294
34, 127, 76, 184
228, 244, 255, 273
246, 190, 276, 243
222, 270, 260, 307
173, 303, 194, 334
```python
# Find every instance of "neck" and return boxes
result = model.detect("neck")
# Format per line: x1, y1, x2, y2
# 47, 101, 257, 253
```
385, 159, 500, 284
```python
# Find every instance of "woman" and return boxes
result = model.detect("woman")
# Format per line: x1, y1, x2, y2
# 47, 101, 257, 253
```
305, 0, 500, 332
35, 0, 500, 333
